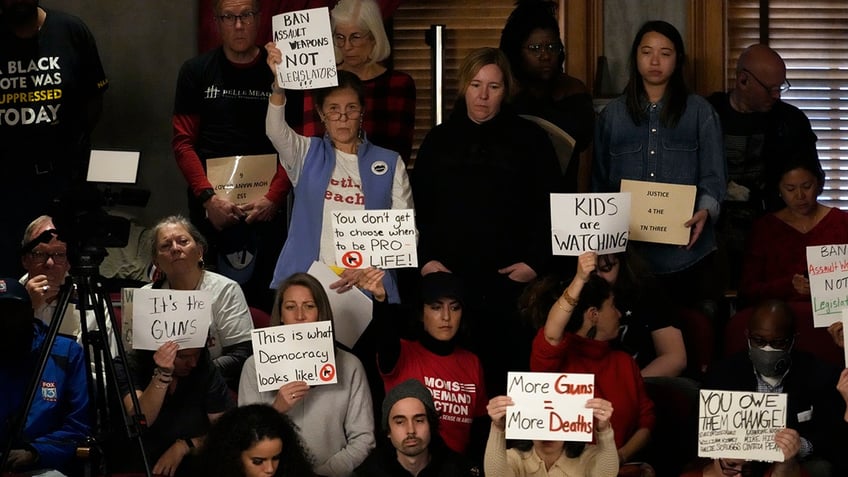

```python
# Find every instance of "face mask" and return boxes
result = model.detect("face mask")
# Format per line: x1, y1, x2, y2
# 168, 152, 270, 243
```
748, 344, 792, 378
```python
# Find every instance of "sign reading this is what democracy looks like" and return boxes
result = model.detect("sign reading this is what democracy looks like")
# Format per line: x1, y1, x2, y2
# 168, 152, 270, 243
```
272, 8, 337, 89
251, 321, 338, 392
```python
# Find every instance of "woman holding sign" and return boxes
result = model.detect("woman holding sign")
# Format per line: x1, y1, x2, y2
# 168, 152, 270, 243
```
239, 272, 375, 477
531, 252, 655, 465
484, 395, 619, 476
592, 21, 726, 312
740, 149, 848, 305
265, 44, 413, 303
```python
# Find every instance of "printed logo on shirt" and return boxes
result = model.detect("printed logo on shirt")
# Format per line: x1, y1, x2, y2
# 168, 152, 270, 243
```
424, 376, 475, 424
41, 381, 58, 402
203, 85, 270, 101
371, 161, 388, 176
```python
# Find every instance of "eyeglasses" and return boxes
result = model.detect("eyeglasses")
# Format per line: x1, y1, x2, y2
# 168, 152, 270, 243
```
334, 32, 371, 48
27, 251, 68, 265
216, 11, 258, 26
742, 68, 791, 94
525, 43, 563, 58
747, 334, 794, 350
719, 459, 753, 477
323, 109, 363, 121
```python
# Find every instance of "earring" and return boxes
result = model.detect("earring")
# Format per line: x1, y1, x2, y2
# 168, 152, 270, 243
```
198, 259, 205, 269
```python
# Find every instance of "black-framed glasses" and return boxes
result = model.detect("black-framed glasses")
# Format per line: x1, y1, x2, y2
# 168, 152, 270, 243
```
719, 459, 752, 477
27, 251, 68, 265
747, 334, 794, 350
216, 11, 258, 26
323, 109, 363, 121
742, 68, 791, 94
334, 32, 371, 48
524, 43, 563, 58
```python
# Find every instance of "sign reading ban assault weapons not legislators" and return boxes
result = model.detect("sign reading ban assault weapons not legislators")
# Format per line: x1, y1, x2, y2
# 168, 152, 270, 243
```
806, 244, 848, 327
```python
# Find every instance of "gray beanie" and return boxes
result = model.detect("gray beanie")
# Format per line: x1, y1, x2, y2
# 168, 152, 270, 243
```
381, 379, 438, 431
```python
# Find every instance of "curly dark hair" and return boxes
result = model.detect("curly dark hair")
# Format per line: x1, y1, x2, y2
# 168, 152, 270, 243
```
201, 404, 315, 477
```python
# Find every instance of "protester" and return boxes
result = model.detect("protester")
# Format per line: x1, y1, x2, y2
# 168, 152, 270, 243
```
592, 20, 726, 314
705, 300, 846, 476
412, 47, 560, 394
484, 395, 619, 477
201, 404, 315, 477
708, 44, 818, 290
114, 340, 233, 476
265, 43, 412, 303
0, 0, 109, 275
354, 379, 472, 477
173, 0, 290, 310
358, 268, 487, 458
298, 0, 416, 164
145, 215, 254, 389
681, 429, 804, 477
531, 253, 655, 464
499, 0, 594, 192
739, 150, 848, 305
239, 272, 375, 477
0, 277, 89, 476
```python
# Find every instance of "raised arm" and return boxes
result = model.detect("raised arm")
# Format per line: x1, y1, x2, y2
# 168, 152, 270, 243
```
543, 252, 596, 345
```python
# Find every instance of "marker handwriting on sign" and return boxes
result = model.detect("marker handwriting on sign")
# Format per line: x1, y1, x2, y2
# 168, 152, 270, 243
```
506, 373, 595, 436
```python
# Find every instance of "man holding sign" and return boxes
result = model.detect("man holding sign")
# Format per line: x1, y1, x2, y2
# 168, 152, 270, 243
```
705, 300, 846, 476
173, 0, 291, 308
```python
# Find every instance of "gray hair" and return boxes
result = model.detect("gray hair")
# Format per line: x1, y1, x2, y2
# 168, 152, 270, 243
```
331, 0, 391, 64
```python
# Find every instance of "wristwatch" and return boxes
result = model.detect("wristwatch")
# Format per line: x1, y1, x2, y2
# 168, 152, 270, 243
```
197, 188, 215, 204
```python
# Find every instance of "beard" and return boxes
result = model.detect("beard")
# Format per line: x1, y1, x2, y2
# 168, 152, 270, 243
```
2, 0, 39, 27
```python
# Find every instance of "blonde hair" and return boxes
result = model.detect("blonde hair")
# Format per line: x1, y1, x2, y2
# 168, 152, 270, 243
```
456, 47, 514, 102
331, 0, 391, 64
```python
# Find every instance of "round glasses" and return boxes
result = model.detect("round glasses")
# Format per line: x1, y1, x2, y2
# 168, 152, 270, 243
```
334, 32, 371, 48
524, 43, 563, 58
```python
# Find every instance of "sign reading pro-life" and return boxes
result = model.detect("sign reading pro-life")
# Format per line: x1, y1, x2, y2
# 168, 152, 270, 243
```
272, 8, 337, 89
550, 193, 630, 255
332, 209, 417, 269
505, 372, 595, 441
698, 389, 786, 462
251, 321, 337, 392
130, 289, 213, 350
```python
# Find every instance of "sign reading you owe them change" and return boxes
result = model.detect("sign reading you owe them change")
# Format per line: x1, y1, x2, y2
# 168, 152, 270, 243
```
806, 244, 848, 327
550, 193, 630, 255
332, 209, 417, 269
698, 390, 786, 462
252, 321, 337, 392
272, 8, 337, 90
505, 372, 594, 441
129, 288, 213, 351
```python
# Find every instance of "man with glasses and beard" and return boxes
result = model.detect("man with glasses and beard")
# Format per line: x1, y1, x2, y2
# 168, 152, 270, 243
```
705, 300, 847, 477
0, 278, 89, 476
0, 0, 109, 277
707, 44, 817, 292
354, 379, 471, 477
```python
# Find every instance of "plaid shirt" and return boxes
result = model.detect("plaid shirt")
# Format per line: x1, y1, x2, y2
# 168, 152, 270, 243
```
298, 69, 416, 164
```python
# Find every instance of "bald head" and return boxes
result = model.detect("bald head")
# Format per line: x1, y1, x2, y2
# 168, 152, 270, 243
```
732, 44, 788, 113
748, 299, 795, 339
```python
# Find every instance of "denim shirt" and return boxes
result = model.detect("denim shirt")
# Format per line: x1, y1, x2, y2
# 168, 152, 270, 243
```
593, 94, 727, 274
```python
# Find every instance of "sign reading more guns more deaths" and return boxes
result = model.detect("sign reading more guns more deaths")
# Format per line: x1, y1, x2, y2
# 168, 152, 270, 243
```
550, 193, 631, 256
505, 372, 595, 442
251, 321, 338, 392
806, 244, 848, 327
620, 179, 696, 246
205, 154, 277, 206
129, 288, 213, 351
698, 389, 786, 462
272, 8, 337, 90
332, 209, 417, 269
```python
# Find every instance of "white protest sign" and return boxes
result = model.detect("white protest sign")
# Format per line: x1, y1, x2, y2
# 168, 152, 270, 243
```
251, 321, 337, 392
505, 372, 594, 441
130, 289, 213, 351
121, 288, 135, 350
332, 209, 417, 269
698, 389, 786, 462
842, 311, 848, 368
806, 244, 848, 327
551, 193, 630, 256
307, 261, 372, 349
272, 8, 337, 89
